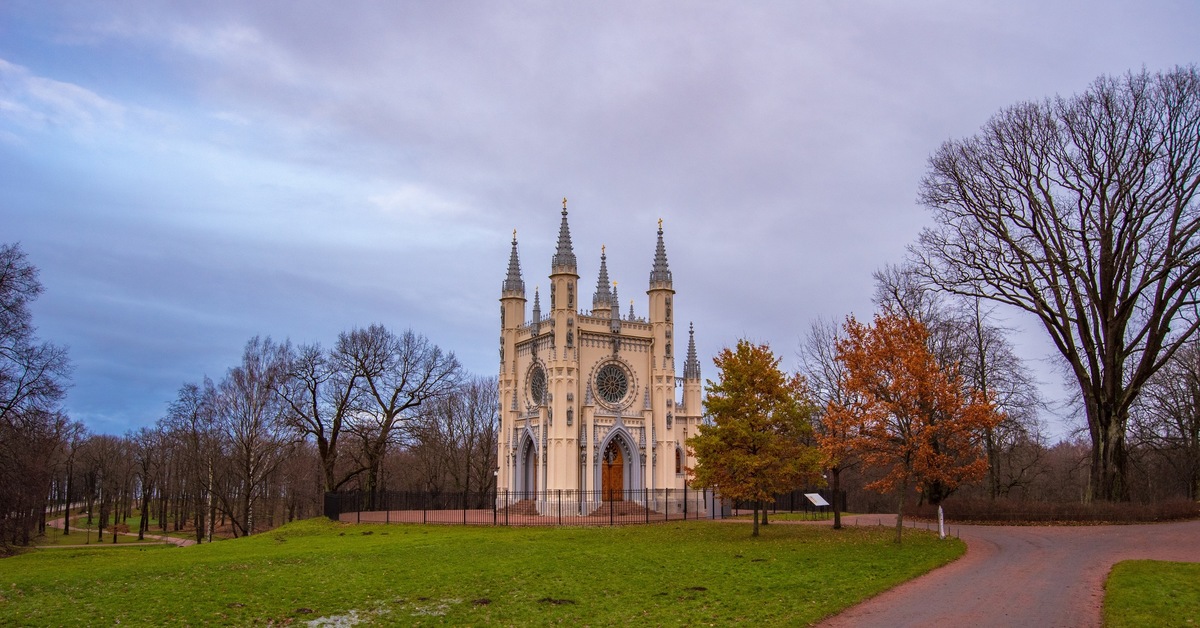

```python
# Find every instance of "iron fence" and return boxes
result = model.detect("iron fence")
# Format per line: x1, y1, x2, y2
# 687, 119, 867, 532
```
324, 487, 723, 526
731, 488, 847, 519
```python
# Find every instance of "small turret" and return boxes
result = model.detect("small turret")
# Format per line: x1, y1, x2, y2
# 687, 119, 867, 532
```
610, 282, 621, 335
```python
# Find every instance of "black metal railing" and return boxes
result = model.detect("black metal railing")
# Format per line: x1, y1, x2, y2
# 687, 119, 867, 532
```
731, 488, 847, 519
324, 487, 723, 526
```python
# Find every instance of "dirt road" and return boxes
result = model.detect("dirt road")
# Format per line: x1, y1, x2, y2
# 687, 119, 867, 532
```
819, 515, 1200, 627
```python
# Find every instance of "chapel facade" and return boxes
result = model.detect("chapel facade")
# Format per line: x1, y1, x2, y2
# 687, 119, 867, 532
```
497, 202, 704, 514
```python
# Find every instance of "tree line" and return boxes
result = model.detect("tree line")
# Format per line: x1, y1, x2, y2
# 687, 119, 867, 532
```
49, 332, 497, 545
1, 241, 498, 549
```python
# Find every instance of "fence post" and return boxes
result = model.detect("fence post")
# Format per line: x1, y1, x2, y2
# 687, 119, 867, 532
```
557, 490, 562, 525
463, 491, 467, 525
609, 489, 614, 526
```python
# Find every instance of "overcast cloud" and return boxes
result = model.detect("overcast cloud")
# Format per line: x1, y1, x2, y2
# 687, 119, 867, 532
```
2, 1, 1197, 436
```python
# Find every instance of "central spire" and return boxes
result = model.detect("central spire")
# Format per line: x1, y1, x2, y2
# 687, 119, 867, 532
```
649, 218, 672, 287
551, 199, 577, 272
592, 245, 612, 311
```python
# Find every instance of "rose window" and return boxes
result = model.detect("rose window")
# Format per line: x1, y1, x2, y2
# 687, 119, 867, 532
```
529, 365, 547, 405
595, 363, 629, 404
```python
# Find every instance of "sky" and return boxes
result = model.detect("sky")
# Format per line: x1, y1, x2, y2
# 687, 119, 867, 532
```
2, 1, 1197, 438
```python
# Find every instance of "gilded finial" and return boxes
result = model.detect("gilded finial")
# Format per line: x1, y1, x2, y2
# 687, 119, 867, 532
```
602, 244, 606, 255
512, 228, 517, 240
658, 218, 663, 230
562, 197, 568, 210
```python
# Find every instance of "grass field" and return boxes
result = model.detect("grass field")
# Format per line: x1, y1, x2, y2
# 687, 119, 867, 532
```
1105, 560, 1200, 628
0, 518, 963, 626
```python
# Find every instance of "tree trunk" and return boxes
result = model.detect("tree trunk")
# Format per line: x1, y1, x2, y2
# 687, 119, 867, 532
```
751, 502, 760, 537
831, 468, 842, 530
1088, 400, 1130, 501
895, 479, 907, 545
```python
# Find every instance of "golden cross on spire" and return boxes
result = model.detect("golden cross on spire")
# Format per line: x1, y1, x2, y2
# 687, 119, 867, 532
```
563, 197, 568, 210
601, 244, 606, 255
512, 228, 517, 239
658, 218, 663, 230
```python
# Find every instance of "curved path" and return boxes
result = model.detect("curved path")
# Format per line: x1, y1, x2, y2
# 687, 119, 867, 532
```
39, 516, 195, 547
819, 515, 1200, 628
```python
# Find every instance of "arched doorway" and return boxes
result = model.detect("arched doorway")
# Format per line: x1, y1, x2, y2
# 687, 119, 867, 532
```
520, 438, 538, 496
602, 439, 624, 501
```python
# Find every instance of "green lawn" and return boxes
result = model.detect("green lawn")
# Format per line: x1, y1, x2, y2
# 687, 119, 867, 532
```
0, 518, 963, 626
1105, 560, 1200, 627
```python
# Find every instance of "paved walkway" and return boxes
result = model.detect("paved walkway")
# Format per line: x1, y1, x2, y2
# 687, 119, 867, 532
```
38, 516, 196, 548
818, 514, 1200, 628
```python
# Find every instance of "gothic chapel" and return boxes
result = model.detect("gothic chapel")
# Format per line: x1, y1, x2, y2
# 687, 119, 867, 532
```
498, 201, 704, 515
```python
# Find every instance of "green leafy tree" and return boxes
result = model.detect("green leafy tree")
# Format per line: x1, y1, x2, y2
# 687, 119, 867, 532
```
688, 339, 822, 536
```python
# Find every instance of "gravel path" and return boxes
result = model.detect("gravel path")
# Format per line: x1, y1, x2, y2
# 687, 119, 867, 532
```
818, 515, 1200, 628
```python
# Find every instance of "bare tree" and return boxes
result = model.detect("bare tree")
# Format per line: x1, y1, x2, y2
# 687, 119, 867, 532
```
1130, 340, 1200, 499
798, 317, 857, 529
409, 376, 499, 503
131, 427, 163, 540
163, 380, 221, 542
340, 325, 461, 507
276, 342, 365, 493
914, 67, 1200, 500
57, 420, 87, 537
0, 243, 70, 549
215, 337, 295, 536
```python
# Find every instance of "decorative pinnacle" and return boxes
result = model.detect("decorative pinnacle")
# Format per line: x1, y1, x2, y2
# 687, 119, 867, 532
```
684, 322, 701, 380
502, 229, 525, 295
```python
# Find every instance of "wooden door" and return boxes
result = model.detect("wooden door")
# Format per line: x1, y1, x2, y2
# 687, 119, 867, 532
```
602, 441, 624, 501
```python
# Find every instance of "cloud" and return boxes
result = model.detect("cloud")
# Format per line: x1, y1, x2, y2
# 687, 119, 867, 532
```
0, 58, 126, 135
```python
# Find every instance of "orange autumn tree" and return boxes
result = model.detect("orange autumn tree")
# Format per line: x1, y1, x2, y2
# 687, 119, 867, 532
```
822, 314, 1003, 542
688, 339, 822, 537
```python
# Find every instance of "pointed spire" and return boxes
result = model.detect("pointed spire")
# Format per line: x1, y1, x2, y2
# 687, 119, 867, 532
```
531, 287, 542, 323
592, 245, 612, 311
684, 322, 701, 380
628, 299, 635, 320
551, 199, 577, 272
502, 229, 525, 295
649, 218, 672, 287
